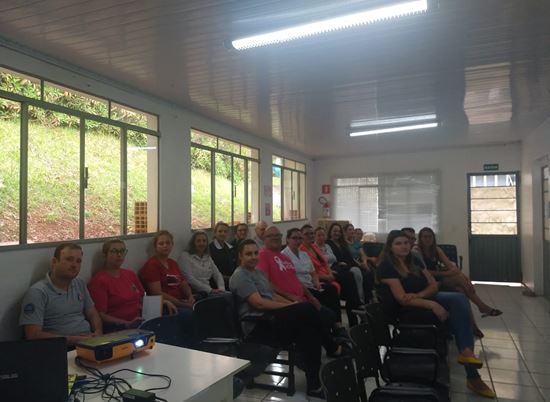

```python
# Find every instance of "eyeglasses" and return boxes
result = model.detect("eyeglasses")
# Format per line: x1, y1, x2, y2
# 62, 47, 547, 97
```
109, 248, 127, 255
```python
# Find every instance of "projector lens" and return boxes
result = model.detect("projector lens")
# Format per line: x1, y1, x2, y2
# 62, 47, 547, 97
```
134, 339, 145, 348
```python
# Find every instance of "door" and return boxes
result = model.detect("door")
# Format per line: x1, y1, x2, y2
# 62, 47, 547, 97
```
542, 167, 550, 300
468, 172, 521, 282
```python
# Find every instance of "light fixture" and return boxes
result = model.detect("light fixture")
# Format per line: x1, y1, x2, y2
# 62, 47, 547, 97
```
231, 0, 428, 50
349, 113, 438, 137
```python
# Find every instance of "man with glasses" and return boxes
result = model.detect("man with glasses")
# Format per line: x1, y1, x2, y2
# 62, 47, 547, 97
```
401, 227, 426, 267
19, 242, 103, 346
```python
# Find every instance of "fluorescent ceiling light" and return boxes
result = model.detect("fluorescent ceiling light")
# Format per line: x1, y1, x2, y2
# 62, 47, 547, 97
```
350, 122, 438, 137
350, 113, 437, 128
232, 0, 428, 50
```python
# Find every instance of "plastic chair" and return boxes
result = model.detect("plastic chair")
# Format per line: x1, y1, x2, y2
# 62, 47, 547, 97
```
139, 314, 189, 348
438, 244, 462, 270
321, 356, 361, 402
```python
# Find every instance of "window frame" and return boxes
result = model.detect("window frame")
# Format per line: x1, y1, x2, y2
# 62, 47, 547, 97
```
272, 155, 307, 223
0, 67, 160, 249
190, 128, 260, 229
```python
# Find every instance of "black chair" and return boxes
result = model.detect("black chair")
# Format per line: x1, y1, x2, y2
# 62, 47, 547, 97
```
192, 293, 296, 395
362, 242, 385, 259
438, 244, 462, 270
321, 356, 361, 402
139, 314, 190, 348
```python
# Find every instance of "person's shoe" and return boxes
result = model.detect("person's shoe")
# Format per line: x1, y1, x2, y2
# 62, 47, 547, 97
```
467, 378, 496, 398
481, 308, 503, 318
473, 327, 485, 338
457, 354, 483, 368
306, 386, 326, 399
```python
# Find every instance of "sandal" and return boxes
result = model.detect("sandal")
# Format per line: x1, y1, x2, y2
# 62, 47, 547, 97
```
467, 378, 496, 398
481, 308, 503, 318
473, 328, 485, 338
457, 354, 483, 368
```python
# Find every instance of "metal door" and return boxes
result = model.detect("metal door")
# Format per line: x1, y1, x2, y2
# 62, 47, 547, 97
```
467, 172, 521, 282
543, 167, 550, 300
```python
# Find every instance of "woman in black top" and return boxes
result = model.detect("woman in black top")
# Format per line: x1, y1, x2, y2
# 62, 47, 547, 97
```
417, 227, 502, 320
377, 230, 495, 398
208, 221, 236, 287
326, 222, 374, 303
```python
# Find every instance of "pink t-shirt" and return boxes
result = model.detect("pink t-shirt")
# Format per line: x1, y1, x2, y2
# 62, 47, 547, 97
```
257, 248, 305, 301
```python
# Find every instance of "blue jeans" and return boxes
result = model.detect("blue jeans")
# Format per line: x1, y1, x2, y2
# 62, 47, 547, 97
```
433, 291, 479, 379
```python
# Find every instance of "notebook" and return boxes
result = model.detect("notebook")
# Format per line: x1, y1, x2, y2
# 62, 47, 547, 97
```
0, 337, 68, 402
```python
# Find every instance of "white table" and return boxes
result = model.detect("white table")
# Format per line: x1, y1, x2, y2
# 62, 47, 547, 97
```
67, 343, 250, 402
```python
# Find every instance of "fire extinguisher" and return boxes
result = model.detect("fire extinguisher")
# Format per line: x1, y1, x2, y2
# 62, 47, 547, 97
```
318, 196, 330, 218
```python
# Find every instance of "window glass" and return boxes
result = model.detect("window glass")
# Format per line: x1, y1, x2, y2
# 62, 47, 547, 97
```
272, 155, 283, 165
85, 122, 121, 238
0, 100, 21, 245
127, 131, 158, 234
0, 67, 41, 99
283, 169, 293, 220
233, 158, 246, 224
191, 130, 217, 148
218, 138, 240, 154
44, 82, 109, 117
191, 147, 212, 229
111, 102, 158, 130
27, 107, 80, 243
248, 161, 259, 223
215, 153, 232, 224
299, 172, 306, 219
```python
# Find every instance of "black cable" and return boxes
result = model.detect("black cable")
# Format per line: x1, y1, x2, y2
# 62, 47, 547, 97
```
72, 357, 172, 401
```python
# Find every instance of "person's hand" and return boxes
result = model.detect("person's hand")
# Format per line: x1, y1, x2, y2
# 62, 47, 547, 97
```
401, 293, 418, 302
431, 303, 448, 322
127, 317, 144, 328
162, 300, 178, 315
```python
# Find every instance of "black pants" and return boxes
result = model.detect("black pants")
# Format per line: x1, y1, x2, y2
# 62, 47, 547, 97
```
361, 268, 375, 303
248, 303, 327, 389
309, 284, 342, 323
333, 267, 362, 327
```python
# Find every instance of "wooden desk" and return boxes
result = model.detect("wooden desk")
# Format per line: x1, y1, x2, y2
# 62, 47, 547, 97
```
68, 343, 250, 402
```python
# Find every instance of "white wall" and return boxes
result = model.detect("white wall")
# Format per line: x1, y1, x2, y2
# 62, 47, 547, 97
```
0, 46, 312, 340
520, 117, 550, 294
311, 143, 522, 274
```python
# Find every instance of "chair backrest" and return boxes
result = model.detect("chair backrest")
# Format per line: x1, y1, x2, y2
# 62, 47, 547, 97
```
438, 244, 459, 267
139, 315, 188, 347
321, 357, 361, 402
362, 242, 385, 258
193, 293, 240, 340
349, 323, 382, 380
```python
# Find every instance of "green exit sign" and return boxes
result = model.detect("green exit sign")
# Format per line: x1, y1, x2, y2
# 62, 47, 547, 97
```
483, 163, 499, 171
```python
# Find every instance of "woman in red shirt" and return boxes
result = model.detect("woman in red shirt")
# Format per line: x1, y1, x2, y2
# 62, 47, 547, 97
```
139, 230, 195, 310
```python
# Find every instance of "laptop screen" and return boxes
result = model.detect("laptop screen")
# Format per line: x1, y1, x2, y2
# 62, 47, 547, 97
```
0, 337, 68, 402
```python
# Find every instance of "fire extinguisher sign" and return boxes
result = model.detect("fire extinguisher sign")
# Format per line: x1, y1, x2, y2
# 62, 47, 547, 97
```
321, 184, 331, 194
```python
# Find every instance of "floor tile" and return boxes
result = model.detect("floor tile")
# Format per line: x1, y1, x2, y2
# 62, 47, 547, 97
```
487, 368, 535, 386
491, 383, 544, 401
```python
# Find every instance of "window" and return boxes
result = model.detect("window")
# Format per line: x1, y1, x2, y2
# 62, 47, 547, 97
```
272, 155, 306, 222
0, 66, 159, 246
190, 129, 259, 229
334, 173, 440, 233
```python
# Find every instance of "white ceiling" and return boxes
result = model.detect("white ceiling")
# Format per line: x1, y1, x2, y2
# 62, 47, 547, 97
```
1, 0, 549, 158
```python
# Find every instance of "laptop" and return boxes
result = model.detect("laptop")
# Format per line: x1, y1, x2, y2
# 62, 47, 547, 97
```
0, 337, 68, 402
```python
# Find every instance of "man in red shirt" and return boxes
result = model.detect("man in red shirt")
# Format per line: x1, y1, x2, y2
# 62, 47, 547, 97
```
257, 226, 345, 355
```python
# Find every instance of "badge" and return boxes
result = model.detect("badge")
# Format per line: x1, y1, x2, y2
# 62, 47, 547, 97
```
23, 303, 35, 315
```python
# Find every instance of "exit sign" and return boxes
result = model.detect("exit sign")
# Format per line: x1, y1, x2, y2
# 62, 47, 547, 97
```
483, 163, 499, 171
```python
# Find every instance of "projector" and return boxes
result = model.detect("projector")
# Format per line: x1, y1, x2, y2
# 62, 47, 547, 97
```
75, 329, 155, 363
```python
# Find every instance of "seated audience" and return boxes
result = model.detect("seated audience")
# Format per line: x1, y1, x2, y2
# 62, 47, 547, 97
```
89, 239, 177, 332
417, 227, 502, 337
229, 239, 326, 398
232, 223, 250, 266
316, 226, 365, 306
377, 230, 496, 398
327, 223, 374, 303
19, 243, 102, 346
253, 220, 268, 247
179, 231, 225, 297
282, 228, 346, 336
343, 223, 362, 261
300, 224, 363, 327
209, 221, 236, 283
257, 226, 343, 356
139, 230, 195, 310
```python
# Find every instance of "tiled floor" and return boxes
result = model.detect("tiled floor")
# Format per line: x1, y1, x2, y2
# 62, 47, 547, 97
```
235, 284, 550, 401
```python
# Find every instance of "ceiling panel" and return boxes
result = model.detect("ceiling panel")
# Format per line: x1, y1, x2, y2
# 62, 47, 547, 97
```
0, 0, 549, 157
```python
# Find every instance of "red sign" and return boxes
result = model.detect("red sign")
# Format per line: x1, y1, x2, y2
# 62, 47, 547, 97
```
321, 184, 331, 194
